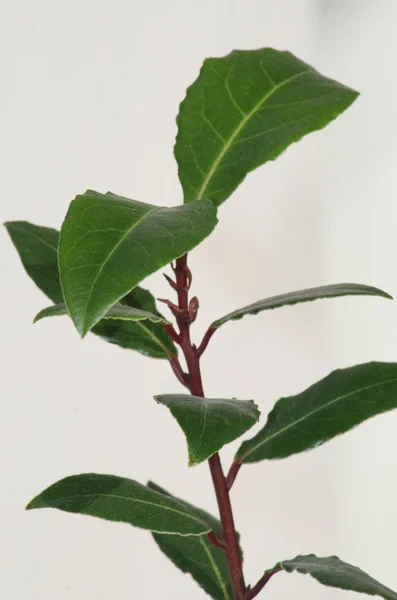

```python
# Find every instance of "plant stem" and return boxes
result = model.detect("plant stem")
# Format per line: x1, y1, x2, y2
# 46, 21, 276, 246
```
197, 325, 217, 358
245, 567, 281, 600
226, 458, 243, 491
169, 254, 246, 600
208, 453, 246, 599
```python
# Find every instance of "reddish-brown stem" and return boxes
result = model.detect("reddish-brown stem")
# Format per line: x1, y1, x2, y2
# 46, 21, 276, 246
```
244, 568, 281, 600
166, 254, 246, 600
166, 352, 189, 389
208, 453, 246, 599
196, 326, 217, 358
226, 458, 243, 491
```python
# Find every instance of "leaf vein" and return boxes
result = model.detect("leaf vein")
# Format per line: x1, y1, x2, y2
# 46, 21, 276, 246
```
242, 376, 397, 460
195, 69, 310, 199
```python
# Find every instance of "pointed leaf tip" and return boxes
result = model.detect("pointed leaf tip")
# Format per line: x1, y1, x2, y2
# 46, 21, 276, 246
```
26, 473, 212, 535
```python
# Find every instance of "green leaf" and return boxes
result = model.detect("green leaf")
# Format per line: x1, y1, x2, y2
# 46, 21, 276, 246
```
155, 394, 260, 466
175, 48, 358, 207
5, 221, 63, 303
237, 362, 397, 463
212, 283, 392, 329
93, 286, 177, 359
266, 554, 397, 600
26, 473, 211, 536
59, 190, 217, 336
5, 221, 176, 359
149, 482, 235, 600
34, 302, 167, 324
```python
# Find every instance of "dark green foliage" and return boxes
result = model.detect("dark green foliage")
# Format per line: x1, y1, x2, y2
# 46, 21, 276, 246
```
27, 473, 212, 535
6, 46, 396, 600
58, 191, 218, 336
5, 222, 176, 358
149, 482, 236, 600
238, 362, 397, 462
212, 283, 392, 329
264, 555, 397, 600
155, 394, 259, 465
175, 48, 358, 206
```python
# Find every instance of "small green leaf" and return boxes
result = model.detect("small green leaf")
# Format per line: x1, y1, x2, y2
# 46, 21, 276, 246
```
266, 554, 397, 600
149, 482, 235, 600
34, 302, 167, 324
155, 394, 260, 466
237, 362, 397, 463
175, 48, 358, 207
212, 283, 392, 329
27, 473, 211, 536
5, 221, 63, 303
5, 221, 176, 358
59, 191, 218, 336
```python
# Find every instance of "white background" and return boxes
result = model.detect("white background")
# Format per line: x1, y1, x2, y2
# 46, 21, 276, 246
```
2, 1, 397, 599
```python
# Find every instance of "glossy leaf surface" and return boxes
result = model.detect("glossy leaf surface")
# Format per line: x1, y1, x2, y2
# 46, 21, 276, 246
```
237, 362, 397, 462
27, 473, 211, 536
175, 48, 358, 206
34, 302, 166, 324
155, 394, 259, 465
59, 191, 217, 336
149, 482, 234, 600
266, 555, 397, 600
212, 283, 392, 329
5, 221, 176, 358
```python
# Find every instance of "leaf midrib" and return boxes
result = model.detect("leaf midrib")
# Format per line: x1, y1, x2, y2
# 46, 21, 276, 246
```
136, 321, 173, 357
35, 492, 209, 531
199, 537, 231, 600
195, 69, 310, 200
241, 375, 397, 460
81, 205, 161, 332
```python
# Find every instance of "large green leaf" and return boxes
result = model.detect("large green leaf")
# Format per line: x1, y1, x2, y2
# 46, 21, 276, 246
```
59, 191, 217, 336
237, 362, 397, 463
5, 221, 176, 358
175, 48, 358, 207
212, 283, 392, 329
149, 482, 234, 600
263, 555, 397, 600
34, 302, 167, 324
155, 394, 259, 466
27, 473, 211, 536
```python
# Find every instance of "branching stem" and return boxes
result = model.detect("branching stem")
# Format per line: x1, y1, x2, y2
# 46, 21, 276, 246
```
165, 254, 246, 600
197, 325, 217, 358
226, 458, 243, 491
244, 567, 282, 599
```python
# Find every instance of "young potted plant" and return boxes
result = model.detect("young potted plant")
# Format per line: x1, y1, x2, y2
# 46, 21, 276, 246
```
6, 48, 397, 600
